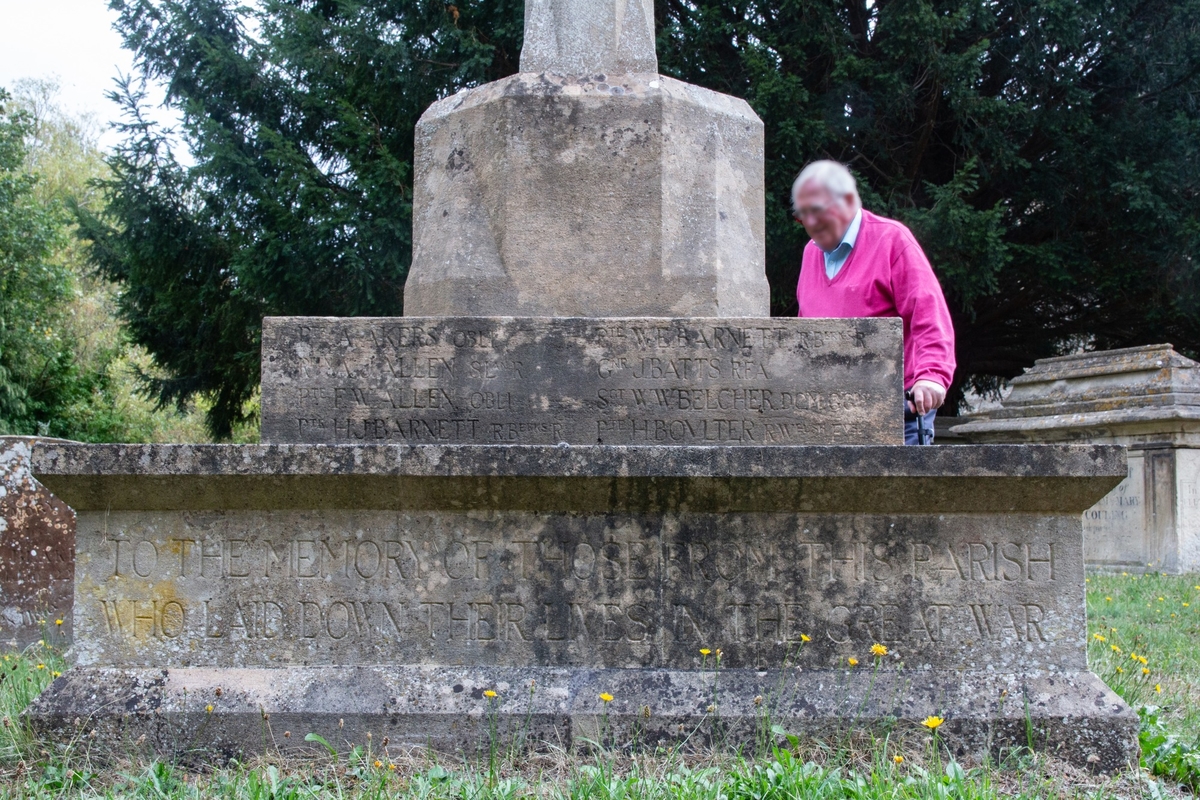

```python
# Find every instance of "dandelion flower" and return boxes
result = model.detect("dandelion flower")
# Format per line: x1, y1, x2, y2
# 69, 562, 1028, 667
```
206, 704, 214, 713
54, 619, 63, 627
483, 689, 497, 698
1158, 597, 1165, 602
1143, 668, 1150, 675
1092, 633, 1106, 642
848, 657, 859, 666
893, 755, 904, 764
871, 643, 888, 657
51, 671, 60, 678
699, 648, 711, 656
922, 716, 945, 730
599, 693, 614, 703
374, 760, 383, 769
1139, 656, 1148, 665
389, 764, 396, 771
1111, 645, 1121, 654
1155, 684, 1163, 693
1105, 597, 1112, 602
801, 634, 812, 643
35, 664, 45, 670
1116, 667, 1124, 673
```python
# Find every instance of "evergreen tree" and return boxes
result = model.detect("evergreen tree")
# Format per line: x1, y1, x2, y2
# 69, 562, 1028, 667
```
85, 0, 1200, 434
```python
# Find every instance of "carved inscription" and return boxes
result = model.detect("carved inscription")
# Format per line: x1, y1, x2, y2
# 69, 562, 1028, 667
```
260, 317, 904, 445
79, 512, 1078, 671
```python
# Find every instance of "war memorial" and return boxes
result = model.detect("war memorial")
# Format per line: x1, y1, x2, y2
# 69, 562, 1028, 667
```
19, 0, 1136, 771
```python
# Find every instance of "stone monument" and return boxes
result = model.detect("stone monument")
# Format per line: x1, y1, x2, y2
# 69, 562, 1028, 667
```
0, 437, 74, 649
26, 0, 1136, 771
954, 344, 1200, 573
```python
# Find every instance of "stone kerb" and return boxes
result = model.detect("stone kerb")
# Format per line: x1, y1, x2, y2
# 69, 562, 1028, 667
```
953, 344, 1200, 572
0, 437, 75, 649
260, 317, 903, 446
27, 442, 1136, 770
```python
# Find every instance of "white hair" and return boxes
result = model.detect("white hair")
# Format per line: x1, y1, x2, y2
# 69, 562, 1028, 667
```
792, 160, 860, 211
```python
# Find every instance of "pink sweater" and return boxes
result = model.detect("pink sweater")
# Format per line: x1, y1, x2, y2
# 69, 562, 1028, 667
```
796, 210, 956, 390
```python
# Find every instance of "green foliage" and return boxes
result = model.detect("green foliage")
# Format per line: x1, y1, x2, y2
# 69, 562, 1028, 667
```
0, 88, 73, 434
92, 0, 1200, 428
1139, 705, 1200, 791
0, 81, 214, 442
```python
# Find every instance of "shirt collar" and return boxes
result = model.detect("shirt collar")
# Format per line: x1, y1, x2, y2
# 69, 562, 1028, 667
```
839, 208, 863, 251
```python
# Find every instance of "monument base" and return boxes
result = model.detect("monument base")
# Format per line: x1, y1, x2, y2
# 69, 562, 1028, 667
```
31, 665, 1133, 769
28, 443, 1135, 771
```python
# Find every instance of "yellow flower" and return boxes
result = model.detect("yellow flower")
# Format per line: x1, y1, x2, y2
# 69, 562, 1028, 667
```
389, 764, 396, 771
800, 634, 812, 643
599, 693, 614, 703
483, 689, 497, 698
1130, 652, 1139, 661
847, 657, 859, 666
871, 643, 888, 657
1155, 684, 1163, 693
1111, 645, 1121, 653
35, 664, 45, 670
1105, 597, 1112, 602
1185, 603, 1190, 607
699, 648, 711, 656
1158, 597, 1165, 602
54, 619, 63, 627
374, 760, 383, 769
893, 755, 904, 764
922, 716, 945, 731
715, 649, 722, 660
51, 671, 60, 678
206, 704, 214, 713
1092, 633, 1106, 642
1116, 667, 1124, 673
1139, 656, 1148, 665
1143, 668, 1150, 675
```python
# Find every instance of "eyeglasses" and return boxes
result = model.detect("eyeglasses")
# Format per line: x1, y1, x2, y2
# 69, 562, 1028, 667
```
793, 204, 833, 222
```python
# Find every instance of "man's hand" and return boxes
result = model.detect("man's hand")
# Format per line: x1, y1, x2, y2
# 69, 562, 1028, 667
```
907, 380, 946, 415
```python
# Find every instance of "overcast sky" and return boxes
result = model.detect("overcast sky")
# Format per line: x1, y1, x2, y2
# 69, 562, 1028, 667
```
0, 0, 175, 150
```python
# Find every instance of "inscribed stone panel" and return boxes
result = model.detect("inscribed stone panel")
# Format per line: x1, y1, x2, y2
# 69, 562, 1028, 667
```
1083, 454, 1147, 569
73, 509, 1083, 673
260, 317, 903, 446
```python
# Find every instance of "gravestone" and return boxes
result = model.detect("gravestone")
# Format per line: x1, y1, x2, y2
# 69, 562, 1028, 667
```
0, 437, 74, 648
953, 345, 1200, 573
26, 0, 1136, 771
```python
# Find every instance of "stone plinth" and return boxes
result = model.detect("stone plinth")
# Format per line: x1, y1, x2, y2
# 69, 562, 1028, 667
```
0, 438, 74, 648
260, 317, 903, 445
953, 345, 1200, 573
404, 73, 768, 317
27, 442, 1135, 770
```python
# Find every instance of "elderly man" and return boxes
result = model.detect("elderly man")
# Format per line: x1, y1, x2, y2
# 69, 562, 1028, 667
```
793, 160, 956, 445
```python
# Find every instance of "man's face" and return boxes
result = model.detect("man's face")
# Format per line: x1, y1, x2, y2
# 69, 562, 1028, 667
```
794, 181, 858, 252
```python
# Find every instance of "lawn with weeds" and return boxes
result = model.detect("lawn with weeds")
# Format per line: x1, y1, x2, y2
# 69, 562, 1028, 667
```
0, 578, 1196, 798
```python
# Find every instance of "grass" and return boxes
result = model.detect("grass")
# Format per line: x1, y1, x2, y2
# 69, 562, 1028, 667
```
0, 578, 1196, 798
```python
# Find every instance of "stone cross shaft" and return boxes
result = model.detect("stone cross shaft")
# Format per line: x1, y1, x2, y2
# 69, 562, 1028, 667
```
521, 0, 658, 75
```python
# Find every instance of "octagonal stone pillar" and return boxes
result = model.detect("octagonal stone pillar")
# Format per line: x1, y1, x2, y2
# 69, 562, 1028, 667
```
405, 72, 768, 318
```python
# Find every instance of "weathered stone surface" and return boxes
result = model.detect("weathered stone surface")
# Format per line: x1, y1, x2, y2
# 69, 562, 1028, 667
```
27, 442, 1137, 770
404, 74, 768, 317
522, 0, 657, 75
260, 317, 902, 445
0, 437, 74, 648
954, 345, 1200, 572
